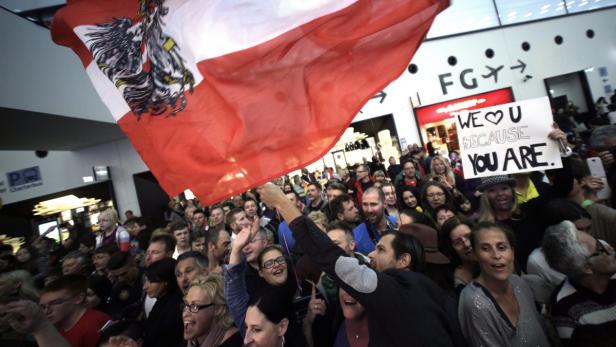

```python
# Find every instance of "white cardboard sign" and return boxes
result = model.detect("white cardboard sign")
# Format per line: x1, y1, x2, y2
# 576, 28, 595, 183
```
453, 96, 562, 178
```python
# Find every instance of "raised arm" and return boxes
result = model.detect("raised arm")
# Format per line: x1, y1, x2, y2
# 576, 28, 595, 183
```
258, 184, 379, 297
224, 218, 260, 335
1, 300, 72, 347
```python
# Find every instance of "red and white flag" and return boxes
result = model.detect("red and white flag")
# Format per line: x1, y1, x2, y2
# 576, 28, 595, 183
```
52, 0, 448, 205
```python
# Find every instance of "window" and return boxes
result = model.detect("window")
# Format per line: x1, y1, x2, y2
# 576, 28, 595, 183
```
427, 0, 499, 38
495, 0, 566, 25
566, 0, 616, 13
425, 0, 615, 39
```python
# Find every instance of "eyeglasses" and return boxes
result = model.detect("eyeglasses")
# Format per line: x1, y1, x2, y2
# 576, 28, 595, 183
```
40, 296, 73, 311
426, 192, 445, 198
180, 302, 215, 313
249, 238, 265, 244
588, 239, 610, 258
261, 256, 286, 269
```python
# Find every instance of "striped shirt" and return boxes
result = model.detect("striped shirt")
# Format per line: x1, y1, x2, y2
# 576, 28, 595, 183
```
551, 277, 616, 341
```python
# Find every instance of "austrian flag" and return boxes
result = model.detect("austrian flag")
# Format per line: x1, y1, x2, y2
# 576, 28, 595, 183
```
52, 0, 448, 204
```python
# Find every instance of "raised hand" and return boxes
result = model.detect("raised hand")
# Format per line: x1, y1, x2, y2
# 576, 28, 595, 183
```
0, 300, 47, 334
257, 183, 287, 209
229, 215, 260, 265
304, 282, 327, 326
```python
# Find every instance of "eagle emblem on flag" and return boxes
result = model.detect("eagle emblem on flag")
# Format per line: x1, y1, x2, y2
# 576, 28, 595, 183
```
84, 0, 195, 118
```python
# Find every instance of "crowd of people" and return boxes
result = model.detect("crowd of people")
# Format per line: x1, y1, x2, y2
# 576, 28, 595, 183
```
1, 117, 616, 347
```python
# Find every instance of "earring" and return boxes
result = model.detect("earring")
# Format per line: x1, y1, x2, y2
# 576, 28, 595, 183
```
281, 336, 285, 347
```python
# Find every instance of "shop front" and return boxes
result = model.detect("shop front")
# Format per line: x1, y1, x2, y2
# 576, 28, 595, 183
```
0, 181, 117, 249
413, 88, 514, 157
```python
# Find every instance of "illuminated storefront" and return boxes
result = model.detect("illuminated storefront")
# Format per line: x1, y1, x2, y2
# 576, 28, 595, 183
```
414, 88, 514, 156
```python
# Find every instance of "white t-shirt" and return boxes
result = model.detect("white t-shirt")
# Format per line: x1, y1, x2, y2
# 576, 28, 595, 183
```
608, 111, 616, 125
144, 295, 157, 318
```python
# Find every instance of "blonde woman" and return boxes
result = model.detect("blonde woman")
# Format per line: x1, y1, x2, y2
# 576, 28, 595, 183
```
183, 274, 242, 347
96, 208, 130, 251
429, 155, 463, 191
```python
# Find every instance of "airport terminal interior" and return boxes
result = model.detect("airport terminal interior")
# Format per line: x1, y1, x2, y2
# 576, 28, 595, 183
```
1, 1, 616, 347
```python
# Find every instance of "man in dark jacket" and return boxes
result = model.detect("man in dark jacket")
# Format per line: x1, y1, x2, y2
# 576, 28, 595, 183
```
259, 184, 465, 347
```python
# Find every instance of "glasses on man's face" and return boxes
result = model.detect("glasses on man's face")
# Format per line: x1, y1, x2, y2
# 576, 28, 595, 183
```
588, 239, 610, 258
180, 302, 215, 313
426, 192, 445, 198
261, 256, 286, 270
40, 296, 72, 311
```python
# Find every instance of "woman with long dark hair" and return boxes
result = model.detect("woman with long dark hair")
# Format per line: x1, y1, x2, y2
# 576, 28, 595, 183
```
439, 217, 479, 292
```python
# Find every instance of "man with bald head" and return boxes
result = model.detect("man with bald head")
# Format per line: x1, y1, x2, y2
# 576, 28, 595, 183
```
352, 187, 397, 255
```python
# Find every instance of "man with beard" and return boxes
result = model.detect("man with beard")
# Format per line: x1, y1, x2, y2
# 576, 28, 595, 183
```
330, 194, 361, 228
306, 182, 327, 214
353, 188, 397, 255
323, 182, 347, 221
205, 228, 232, 274
258, 183, 464, 347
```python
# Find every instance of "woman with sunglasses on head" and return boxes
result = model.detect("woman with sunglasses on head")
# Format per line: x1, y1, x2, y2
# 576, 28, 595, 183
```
458, 222, 549, 346
183, 274, 241, 347
224, 219, 304, 346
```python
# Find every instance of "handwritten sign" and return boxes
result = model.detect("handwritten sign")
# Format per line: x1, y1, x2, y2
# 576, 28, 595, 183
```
454, 97, 562, 178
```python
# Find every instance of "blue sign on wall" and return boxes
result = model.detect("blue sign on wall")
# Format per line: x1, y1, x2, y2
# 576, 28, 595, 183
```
7, 166, 43, 192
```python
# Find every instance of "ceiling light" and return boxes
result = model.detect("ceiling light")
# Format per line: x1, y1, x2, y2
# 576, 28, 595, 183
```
33, 195, 101, 216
